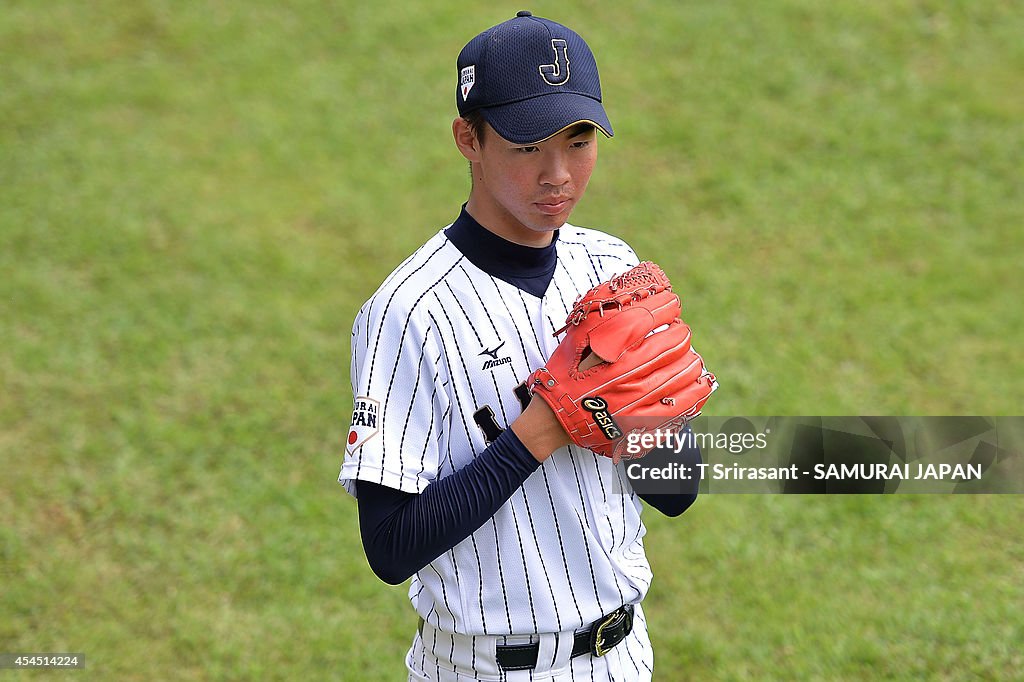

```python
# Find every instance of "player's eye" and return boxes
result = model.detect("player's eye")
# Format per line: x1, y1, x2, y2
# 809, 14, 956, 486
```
514, 145, 540, 153
570, 140, 591, 150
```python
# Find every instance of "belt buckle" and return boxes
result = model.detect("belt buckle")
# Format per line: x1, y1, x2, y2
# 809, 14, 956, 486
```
590, 608, 625, 657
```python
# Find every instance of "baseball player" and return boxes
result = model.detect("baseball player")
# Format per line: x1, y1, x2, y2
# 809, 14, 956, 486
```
339, 12, 711, 681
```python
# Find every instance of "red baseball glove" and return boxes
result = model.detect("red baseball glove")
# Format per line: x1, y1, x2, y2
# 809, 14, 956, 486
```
529, 262, 718, 462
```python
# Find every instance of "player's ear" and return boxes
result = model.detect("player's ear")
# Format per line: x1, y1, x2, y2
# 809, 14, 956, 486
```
453, 117, 482, 162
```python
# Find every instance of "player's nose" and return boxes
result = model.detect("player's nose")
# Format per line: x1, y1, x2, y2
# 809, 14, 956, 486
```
539, 149, 572, 187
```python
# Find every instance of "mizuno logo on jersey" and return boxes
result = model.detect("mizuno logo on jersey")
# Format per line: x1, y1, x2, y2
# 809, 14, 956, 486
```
479, 341, 506, 359
479, 341, 511, 371
347, 396, 380, 454
482, 356, 512, 370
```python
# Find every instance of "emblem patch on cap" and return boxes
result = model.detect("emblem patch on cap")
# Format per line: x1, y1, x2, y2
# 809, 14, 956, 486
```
539, 39, 570, 86
347, 396, 380, 454
460, 65, 476, 100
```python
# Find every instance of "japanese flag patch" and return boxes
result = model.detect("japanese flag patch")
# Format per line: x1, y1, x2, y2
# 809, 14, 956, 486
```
346, 396, 380, 454
460, 65, 475, 101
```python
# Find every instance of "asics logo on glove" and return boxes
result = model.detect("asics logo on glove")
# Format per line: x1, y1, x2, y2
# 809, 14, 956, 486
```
582, 397, 623, 441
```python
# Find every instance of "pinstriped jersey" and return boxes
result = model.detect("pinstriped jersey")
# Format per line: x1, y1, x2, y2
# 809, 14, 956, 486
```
339, 221, 651, 636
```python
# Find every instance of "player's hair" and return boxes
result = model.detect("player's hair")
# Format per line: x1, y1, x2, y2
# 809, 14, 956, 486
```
462, 110, 487, 147
461, 110, 487, 181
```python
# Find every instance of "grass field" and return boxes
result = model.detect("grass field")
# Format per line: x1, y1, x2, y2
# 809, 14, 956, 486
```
2, 1, 1022, 680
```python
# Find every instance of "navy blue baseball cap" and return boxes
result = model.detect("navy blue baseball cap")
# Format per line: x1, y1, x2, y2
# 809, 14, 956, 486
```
456, 10, 613, 145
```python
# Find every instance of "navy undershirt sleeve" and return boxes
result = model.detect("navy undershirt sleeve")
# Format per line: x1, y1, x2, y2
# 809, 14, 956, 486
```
636, 489, 698, 517
356, 428, 541, 585
356, 428, 701, 584
636, 430, 702, 517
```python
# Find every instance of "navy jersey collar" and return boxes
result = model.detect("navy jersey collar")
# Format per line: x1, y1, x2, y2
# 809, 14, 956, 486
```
444, 206, 558, 296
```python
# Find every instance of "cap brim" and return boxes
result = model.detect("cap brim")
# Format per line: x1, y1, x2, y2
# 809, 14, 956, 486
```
480, 92, 613, 145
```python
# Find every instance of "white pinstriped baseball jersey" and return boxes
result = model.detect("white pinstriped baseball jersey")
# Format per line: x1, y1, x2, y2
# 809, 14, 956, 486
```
339, 221, 650, 637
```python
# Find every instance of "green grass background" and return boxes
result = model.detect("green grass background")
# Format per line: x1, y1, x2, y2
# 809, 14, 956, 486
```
2, 1, 1022, 679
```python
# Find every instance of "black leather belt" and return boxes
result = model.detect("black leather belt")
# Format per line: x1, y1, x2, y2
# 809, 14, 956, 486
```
494, 605, 634, 671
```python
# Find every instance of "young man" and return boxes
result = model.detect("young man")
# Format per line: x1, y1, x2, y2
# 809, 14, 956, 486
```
339, 12, 700, 681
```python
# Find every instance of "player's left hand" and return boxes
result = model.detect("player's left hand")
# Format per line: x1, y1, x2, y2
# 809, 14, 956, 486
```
528, 262, 718, 463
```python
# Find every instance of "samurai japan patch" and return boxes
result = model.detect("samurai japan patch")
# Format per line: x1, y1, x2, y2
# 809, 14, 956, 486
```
347, 396, 380, 454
